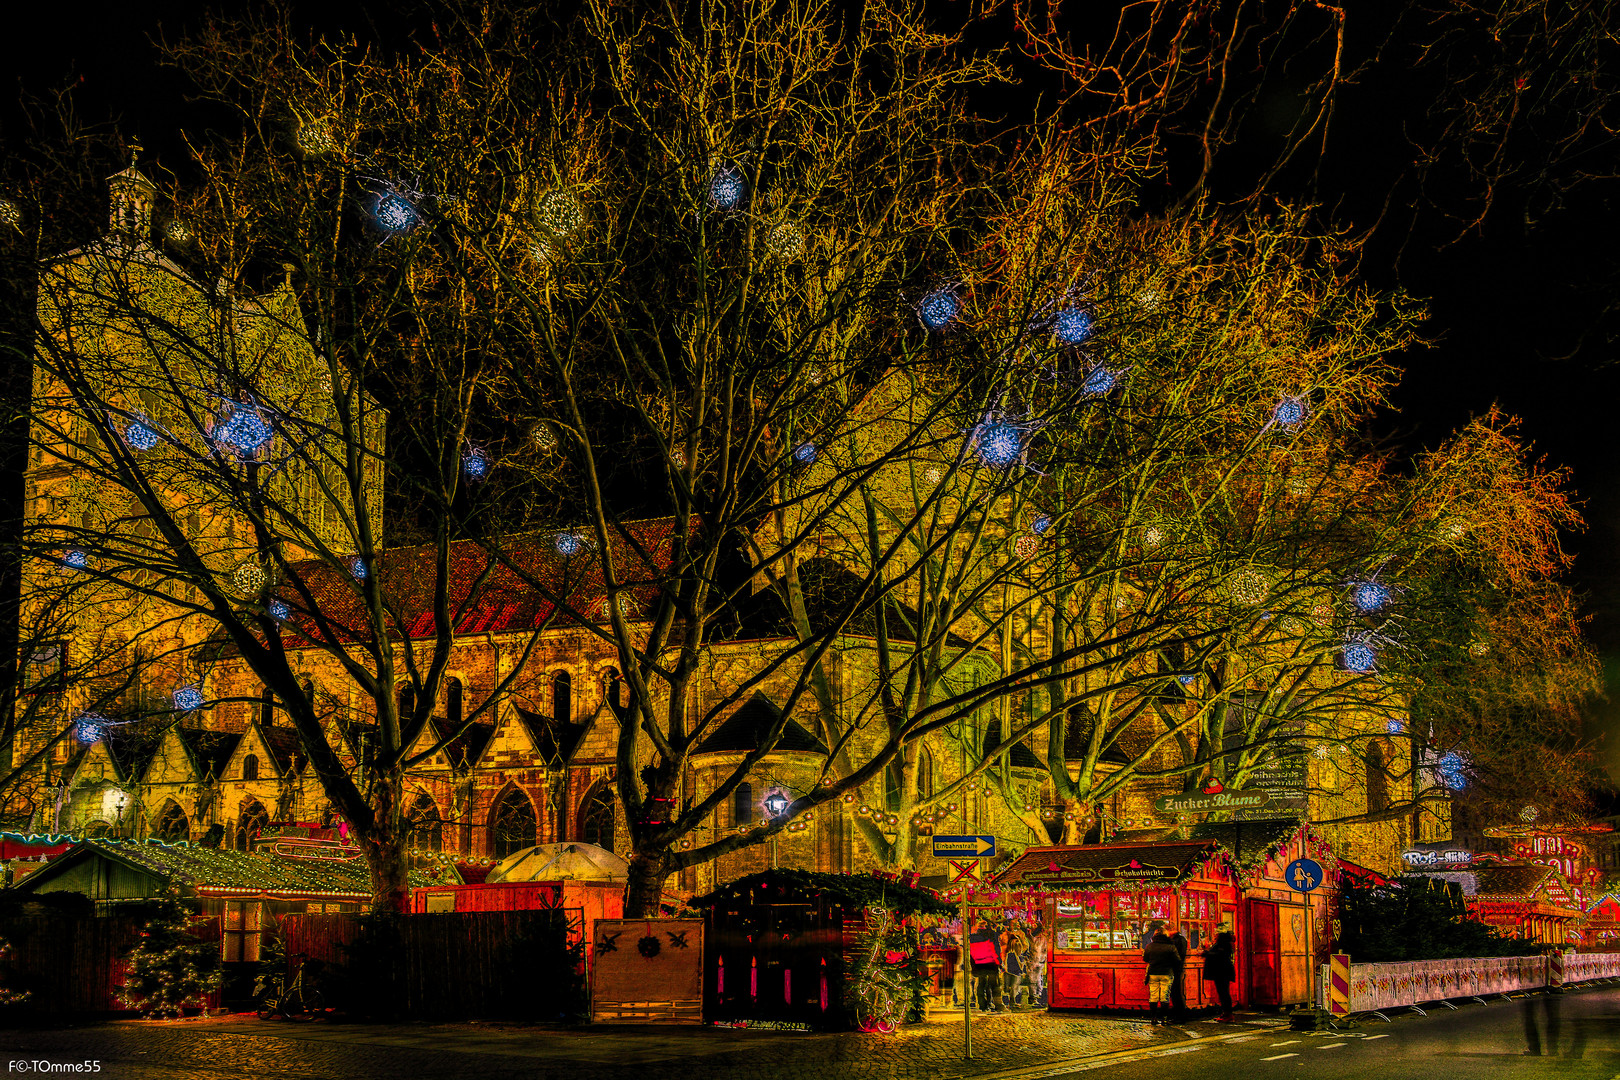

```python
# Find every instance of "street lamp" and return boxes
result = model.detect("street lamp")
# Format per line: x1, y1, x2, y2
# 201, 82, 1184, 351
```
763, 791, 791, 869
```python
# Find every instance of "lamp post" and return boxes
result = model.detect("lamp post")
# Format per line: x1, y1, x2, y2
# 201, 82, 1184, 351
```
763, 791, 791, 868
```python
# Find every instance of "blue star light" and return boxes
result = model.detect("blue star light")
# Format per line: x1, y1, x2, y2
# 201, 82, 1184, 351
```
792, 442, 817, 465
917, 289, 961, 333
1351, 581, 1393, 614
1342, 640, 1378, 673
268, 598, 291, 621
1081, 366, 1119, 395
215, 408, 273, 457
73, 712, 107, 744
709, 166, 745, 210
462, 446, 491, 482
1386, 719, 1406, 735
173, 684, 204, 712
1178, 675, 1198, 688
372, 191, 421, 234
62, 549, 89, 570
1271, 397, 1308, 427
555, 532, 583, 556
1031, 515, 1052, 535
1051, 308, 1093, 345
350, 556, 369, 581
124, 418, 160, 451
1436, 751, 1468, 790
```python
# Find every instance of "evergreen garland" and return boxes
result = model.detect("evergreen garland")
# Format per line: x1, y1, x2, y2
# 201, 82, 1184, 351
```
119, 890, 223, 1018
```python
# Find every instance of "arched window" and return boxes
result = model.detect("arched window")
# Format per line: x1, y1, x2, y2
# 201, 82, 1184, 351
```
446, 678, 463, 726
581, 783, 616, 851
407, 792, 443, 852
236, 801, 268, 851
917, 747, 935, 799
259, 687, 275, 727
300, 679, 315, 706
243, 754, 260, 782
607, 670, 625, 710
399, 685, 416, 720
490, 787, 537, 859
733, 782, 754, 827
1366, 743, 1389, 813
553, 672, 572, 725
154, 801, 189, 842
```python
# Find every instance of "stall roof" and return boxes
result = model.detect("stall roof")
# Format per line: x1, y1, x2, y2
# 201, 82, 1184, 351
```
1471, 863, 1582, 912
994, 841, 1225, 891
6, 838, 452, 900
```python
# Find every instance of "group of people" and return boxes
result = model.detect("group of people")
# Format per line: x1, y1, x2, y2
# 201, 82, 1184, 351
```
927, 916, 1047, 1012
1142, 920, 1236, 1025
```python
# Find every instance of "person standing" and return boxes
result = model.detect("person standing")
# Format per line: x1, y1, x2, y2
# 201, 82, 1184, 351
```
1168, 925, 1190, 1022
968, 919, 1005, 1013
1004, 929, 1031, 1008
1142, 921, 1181, 1026
1202, 930, 1237, 1022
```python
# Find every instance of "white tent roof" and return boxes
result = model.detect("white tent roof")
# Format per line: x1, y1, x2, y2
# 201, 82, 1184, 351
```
486, 842, 628, 883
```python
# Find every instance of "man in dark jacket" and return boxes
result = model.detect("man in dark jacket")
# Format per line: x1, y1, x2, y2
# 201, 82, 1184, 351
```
1168, 926, 1190, 1022
968, 919, 1005, 1013
1142, 921, 1182, 1025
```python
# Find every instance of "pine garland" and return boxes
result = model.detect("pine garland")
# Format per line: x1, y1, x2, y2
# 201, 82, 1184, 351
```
119, 889, 223, 1019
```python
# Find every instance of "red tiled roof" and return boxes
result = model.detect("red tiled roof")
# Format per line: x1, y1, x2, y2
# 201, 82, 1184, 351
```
267, 519, 681, 646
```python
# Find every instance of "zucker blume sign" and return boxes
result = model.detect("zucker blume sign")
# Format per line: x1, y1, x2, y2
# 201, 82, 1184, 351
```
1152, 788, 1271, 814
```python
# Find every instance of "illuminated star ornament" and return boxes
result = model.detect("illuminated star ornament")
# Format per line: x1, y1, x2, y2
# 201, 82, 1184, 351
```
1080, 365, 1121, 396
965, 410, 1042, 472
462, 445, 492, 482
916, 287, 962, 334
362, 176, 446, 242
1349, 580, 1394, 615
555, 531, 585, 556
1434, 751, 1469, 791
709, 164, 746, 211
349, 556, 369, 581
1269, 396, 1309, 430
62, 549, 89, 571
1031, 514, 1052, 535
124, 416, 161, 451
792, 442, 817, 466
1341, 637, 1379, 673
213, 402, 274, 459
268, 598, 292, 621
73, 712, 109, 744
1013, 535, 1040, 559
1050, 307, 1094, 346
172, 684, 205, 712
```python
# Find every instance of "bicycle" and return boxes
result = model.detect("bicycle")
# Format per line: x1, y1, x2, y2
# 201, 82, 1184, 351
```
256, 952, 324, 1021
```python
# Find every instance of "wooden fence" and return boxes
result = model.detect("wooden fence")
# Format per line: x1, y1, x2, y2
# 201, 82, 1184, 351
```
278, 908, 584, 1021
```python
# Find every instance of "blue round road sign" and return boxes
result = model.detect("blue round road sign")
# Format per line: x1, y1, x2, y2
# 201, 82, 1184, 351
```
1284, 858, 1324, 893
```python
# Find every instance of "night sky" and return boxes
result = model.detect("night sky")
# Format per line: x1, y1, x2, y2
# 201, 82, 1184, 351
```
6, 2, 1617, 780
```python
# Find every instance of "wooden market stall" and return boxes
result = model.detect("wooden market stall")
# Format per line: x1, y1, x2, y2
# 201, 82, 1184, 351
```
691, 869, 951, 1030
1465, 864, 1587, 947
986, 822, 1335, 1012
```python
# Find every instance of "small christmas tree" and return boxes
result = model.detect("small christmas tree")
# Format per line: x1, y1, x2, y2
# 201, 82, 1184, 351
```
120, 889, 223, 1018
0, 936, 32, 1007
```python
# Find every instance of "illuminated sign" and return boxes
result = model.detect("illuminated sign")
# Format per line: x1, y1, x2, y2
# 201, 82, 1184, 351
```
1153, 789, 1270, 814
1401, 848, 1472, 869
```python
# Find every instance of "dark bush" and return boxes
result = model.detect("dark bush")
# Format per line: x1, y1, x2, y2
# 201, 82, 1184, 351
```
1339, 875, 1543, 962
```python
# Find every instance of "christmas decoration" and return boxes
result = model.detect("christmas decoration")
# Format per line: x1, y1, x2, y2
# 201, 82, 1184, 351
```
844, 908, 929, 1033
462, 445, 491, 482
966, 412, 1039, 470
1051, 307, 1094, 345
1520, 804, 1540, 823
1386, 719, 1405, 734
1136, 287, 1162, 310
124, 417, 161, 451
62, 549, 89, 571
1434, 751, 1469, 791
0, 199, 21, 230
767, 222, 806, 259
1350, 581, 1393, 614
1341, 639, 1378, 672
1031, 514, 1052, 535
1227, 567, 1271, 606
295, 117, 338, 156
1311, 601, 1335, 625
534, 189, 584, 240
529, 420, 559, 453
1080, 365, 1119, 395
709, 164, 746, 210
73, 712, 108, 743
165, 220, 192, 246
1468, 639, 1490, 657
1143, 525, 1165, 549
119, 889, 223, 1019
233, 562, 267, 594
555, 531, 584, 556
0, 937, 31, 1007
916, 288, 960, 333
172, 684, 204, 712
349, 556, 369, 581
213, 405, 273, 458
924, 466, 943, 485
268, 598, 291, 621
792, 442, 817, 465
1178, 675, 1198, 687
367, 181, 424, 236
1014, 535, 1039, 559
1270, 397, 1308, 428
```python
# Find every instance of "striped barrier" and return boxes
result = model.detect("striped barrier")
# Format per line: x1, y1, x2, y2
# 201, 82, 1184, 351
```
1328, 954, 1351, 1017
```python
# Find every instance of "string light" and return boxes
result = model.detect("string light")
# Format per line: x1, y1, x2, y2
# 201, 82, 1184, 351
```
296, 117, 338, 156
767, 222, 805, 259
268, 598, 291, 621
555, 531, 586, 556
165, 220, 192, 246
916, 288, 961, 333
0, 198, 21, 229
1468, 639, 1489, 657
1350, 581, 1393, 614
534, 189, 584, 240
1014, 535, 1039, 559
368, 183, 423, 236
1271, 397, 1308, 428
792, 442, 817, 465
233, 562, 267, 594
462, 445, 491, 482
1341, 640, 1378, 673
349, 556, 369, 581
967, 412, 1039, 470
530, 421, 559, 453
1386, 718, 1405, 734
1051, 308, 1093, 345
709, 165, 746, 210
1435, 751, 1468, 791
1081, 366, 1119, 395
73, 712, 108, 743
1031, 514, 1052, 535
172, 685, 204, 712
1227, 568, 1271, 606
214, 406, 273, 457
1520, 804, 1540, 823
62, 549, 89, 571
124, 417, 160, 451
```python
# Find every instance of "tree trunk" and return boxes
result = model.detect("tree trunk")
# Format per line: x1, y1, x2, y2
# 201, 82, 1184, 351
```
624, 849, 670, 918
365, 778, 410, 913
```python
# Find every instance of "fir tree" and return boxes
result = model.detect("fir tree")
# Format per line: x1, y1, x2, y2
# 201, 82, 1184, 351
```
120, 890, 223, 1019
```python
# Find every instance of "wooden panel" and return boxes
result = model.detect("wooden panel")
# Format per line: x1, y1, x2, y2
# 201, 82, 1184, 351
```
592, 919, 703, 1024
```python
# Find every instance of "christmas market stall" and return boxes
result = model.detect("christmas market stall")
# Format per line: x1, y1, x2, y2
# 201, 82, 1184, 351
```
1464, 864, 1586, 946
690, 869, 952, 1031
983, 821, 1335, 1012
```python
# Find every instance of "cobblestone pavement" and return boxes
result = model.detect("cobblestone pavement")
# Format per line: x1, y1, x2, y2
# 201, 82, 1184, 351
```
0, 1007, 1269, 1080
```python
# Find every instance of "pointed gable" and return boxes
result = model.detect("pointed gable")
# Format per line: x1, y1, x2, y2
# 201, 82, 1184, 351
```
513, 705, 586, 767
695, 692, 828, 756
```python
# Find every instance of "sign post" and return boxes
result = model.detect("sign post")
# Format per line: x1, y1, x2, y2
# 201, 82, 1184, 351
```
1284, 857, 1324, 1003
934, 835, 996, 1059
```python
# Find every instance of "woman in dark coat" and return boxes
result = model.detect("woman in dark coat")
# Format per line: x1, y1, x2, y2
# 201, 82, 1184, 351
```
1202, 930, 1237, 1022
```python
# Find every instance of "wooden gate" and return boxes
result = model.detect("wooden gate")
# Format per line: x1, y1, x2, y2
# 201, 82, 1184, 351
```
1246, 899, 1281, 1007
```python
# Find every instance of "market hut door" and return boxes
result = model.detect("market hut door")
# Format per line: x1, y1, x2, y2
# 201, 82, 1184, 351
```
1246, 900, 1281, 1008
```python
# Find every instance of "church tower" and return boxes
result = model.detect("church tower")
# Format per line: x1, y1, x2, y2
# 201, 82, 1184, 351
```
106, 163, 156, 245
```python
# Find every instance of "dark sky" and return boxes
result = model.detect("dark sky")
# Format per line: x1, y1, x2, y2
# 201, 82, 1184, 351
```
6, 2, 1617, 777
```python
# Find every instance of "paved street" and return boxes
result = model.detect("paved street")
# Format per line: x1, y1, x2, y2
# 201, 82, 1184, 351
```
2, 986, 1615, 1080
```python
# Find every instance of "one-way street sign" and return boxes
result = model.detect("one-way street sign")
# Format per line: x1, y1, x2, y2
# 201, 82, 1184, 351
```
932, 834, 996, 858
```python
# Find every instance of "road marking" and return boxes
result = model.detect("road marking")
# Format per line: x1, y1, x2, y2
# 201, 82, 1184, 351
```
1260, 1053, 1299, 1061
1269, 1040, 1300, 1047
1314, 1043, 1346, 1050
1226, 1036, 1258, 1043
1362, 1034, 1389, 1041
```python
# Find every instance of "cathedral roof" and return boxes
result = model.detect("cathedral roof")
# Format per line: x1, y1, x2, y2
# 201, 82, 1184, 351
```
103, 727, 163, 785
983, 717, 1045, 770
694, 692, 828, 756
255, 724, 305, 776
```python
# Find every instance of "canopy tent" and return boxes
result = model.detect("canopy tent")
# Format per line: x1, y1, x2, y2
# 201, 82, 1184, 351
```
487, 842, 628, 884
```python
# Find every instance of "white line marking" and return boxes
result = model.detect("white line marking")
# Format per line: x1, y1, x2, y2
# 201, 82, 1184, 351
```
1314, 1043, 1346, 1050
1269, 1040, 1301, 1047
1227, 1036, 1258, 1043
1259, 1053, 1299, 1061
1362, 1034, 1389, 1041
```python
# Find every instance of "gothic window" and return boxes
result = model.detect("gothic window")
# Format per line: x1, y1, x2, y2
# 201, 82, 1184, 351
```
733, 782, 754, 826
399, 685, 416, 720
23, 642, 64, 695
407, 792, 443, 852
446, 678, 463, 726
608, 670, 624, 709
243, 754, 260, 782
581, 783, 616, 851
259, 687, 275, 727
553, 672, 572, 725
154, 801, 189, 842
491, 787, 537, 859
236, 801, 268, 851
301, 679, 315, 706
1366, 743, 1389, 813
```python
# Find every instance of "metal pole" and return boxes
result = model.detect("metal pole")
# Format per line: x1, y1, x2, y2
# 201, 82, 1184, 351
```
962, 878, 972, 1059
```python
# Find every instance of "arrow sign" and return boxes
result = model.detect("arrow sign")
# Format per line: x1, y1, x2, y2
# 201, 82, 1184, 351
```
933, 834, 996, 858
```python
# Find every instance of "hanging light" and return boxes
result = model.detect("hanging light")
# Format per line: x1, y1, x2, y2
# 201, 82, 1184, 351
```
1051, 308, 1093, 345
709, 165, 746, 210
1271, 397, 1308, 428
792, 442, 817, 466
172, 685, 204, 712
124, 418, 161, 451
916, 288, 961, 333
1350, 581, 1393, 614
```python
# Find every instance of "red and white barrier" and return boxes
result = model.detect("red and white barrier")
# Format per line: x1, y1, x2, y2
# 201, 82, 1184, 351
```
1342, 952, 1620, 1014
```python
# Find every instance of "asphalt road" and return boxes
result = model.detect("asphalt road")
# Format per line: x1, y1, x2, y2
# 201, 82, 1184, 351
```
1031, 985, 1620, 1080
